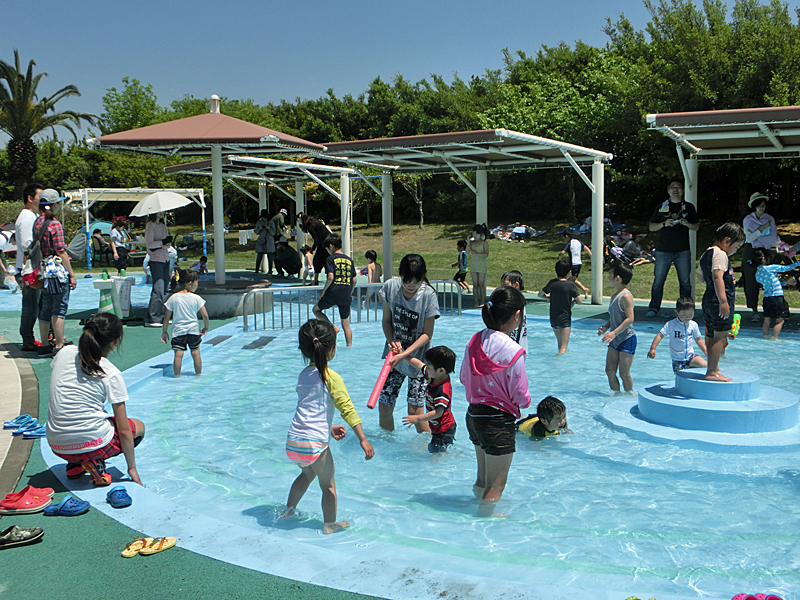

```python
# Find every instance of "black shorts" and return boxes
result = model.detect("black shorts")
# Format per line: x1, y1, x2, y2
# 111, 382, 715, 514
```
453, 271, 467, 283
466, 404, 516, 456
317, 293, 351, 320
114, 247, 129, 271
763, 295, 790, 319
172, 333, 201, 351
702, 298, 732, 335
429, 424, 456, 453
550, 312, 571, 329
570, 264, 582, 278
313, 247, 327, 274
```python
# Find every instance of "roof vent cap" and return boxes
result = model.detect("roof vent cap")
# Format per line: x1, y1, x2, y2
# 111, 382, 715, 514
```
210, 95, 220, 114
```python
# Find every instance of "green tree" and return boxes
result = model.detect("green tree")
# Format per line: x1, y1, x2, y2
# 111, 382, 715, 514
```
0, 50, 96, 200
100, 77, 164, 134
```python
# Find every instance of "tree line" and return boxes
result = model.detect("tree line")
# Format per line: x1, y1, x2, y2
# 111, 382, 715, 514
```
2, 0, 800, 228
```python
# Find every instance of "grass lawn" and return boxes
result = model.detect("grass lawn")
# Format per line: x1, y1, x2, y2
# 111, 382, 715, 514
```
69, 219, 800, 307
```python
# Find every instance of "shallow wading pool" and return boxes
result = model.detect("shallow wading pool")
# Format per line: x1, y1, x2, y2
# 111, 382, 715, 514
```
43, 312, 800, 600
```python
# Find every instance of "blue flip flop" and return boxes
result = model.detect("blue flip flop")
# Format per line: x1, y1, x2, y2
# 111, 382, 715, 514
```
22, 424, 46, 439
12, 419, 39, 436
43, 494, 90, 517
106, 486, 132, 509
4, 414, 32, 429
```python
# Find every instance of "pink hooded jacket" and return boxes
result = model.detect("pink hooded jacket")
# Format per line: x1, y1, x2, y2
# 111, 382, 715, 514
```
460, 329, 531, 418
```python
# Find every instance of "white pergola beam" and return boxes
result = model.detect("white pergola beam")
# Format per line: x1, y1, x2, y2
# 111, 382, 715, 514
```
442, 157, 477, 194
756, 122, 784, 150
561, 151, 595, 193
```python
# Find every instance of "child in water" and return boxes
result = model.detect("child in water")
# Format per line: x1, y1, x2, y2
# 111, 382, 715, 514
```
401, 346, 458, 453
281, 319, 374, 534
751, 247, 800, 340
598, 260, 636, 394
364, 249, 383, 309
451, 240, 471, 293
501, 270, 528, 353
461, 286, 530, 516
378, 254, 440, 432
538, 260, 581, 355
647, 297, 707, 372
517, 396, 572, 440
699, 223, 745, 381
301, 245, 314, 286
161, 269, 209, 377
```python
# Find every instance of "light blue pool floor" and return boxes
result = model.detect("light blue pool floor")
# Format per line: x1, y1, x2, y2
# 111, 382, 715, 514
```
43, 312, 800, 600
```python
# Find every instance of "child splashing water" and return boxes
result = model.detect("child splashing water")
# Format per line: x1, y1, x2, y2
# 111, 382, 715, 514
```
461, 286, 530, 517
281, 319, 374, 534
162, 269, 209, 377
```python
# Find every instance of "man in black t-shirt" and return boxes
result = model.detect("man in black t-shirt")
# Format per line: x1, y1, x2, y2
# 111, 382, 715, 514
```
646, 177, 699, 318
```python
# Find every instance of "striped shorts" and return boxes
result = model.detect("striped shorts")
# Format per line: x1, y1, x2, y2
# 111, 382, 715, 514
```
285, 436, 329, 468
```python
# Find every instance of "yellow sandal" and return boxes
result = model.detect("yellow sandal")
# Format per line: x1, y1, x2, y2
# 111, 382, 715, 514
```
121, 537, 154, 558
139, 536, 176, 555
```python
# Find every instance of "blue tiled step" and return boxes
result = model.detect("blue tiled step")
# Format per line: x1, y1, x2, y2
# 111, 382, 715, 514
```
638, 383, 798, 433
675, 369, 760, 401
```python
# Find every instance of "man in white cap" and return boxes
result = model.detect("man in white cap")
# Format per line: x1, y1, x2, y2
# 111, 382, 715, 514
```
14, 183, 44, 351
33, 188, 77, 357
742, 192, 778, 323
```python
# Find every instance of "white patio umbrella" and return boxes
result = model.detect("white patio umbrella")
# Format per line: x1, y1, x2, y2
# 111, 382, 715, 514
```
129, 191, 192, 217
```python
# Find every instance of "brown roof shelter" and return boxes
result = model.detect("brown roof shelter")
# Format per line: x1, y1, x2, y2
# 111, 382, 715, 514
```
647, 104, 800, 296
87, 96, 326, 284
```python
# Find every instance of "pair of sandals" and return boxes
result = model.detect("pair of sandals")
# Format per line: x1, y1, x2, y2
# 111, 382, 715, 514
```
35, 485, 132, 516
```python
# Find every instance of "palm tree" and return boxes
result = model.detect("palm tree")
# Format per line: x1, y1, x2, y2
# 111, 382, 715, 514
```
0, 49, 96, 200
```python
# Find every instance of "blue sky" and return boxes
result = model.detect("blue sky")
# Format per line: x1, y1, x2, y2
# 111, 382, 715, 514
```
2, 0, 798, 140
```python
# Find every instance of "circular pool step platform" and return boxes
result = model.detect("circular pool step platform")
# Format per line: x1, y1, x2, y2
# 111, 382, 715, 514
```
602, 368, 800, 449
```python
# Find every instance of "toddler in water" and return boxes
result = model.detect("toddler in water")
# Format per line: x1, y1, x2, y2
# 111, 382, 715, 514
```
402, 346, 458, 453
363, 249, 383, 309
451, 240, 471, 293
501, 270, 528, 353
301, 245, 314, 286
516, 396, 572, 440
281, 319, 374, 534
161, 269, 209, 377
647, 297, 707, 372
538, 260, 581, 355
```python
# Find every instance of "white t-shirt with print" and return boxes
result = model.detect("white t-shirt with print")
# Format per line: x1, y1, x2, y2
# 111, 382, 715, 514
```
659, 318, 702, 361
46, 346, 129, 454
165, 292, 206, 337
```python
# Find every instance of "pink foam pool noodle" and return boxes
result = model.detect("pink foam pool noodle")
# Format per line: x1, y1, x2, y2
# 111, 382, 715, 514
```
367, 352, 396, 409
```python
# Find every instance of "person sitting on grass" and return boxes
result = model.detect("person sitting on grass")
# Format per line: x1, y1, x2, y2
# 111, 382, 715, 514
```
516, 396, 572, 440
191, 255, 209, 275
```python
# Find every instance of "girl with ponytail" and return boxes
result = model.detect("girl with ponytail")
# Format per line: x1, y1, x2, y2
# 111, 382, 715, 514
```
281, 319, 374, 534
46, 313, 145, 486
460, 286, 530, 516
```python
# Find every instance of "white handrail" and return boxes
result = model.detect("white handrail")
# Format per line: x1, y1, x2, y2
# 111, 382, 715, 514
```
243, 280, 462, 332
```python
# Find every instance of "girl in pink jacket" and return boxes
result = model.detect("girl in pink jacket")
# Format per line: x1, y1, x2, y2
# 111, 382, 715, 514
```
460, 286, 530, 515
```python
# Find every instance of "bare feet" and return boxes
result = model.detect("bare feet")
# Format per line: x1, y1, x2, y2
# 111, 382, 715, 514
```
704, 372, 731, 382
334, 326, 341, 334
555, 350, 566, 357
279, 506, 296, 520
323, 520, 350, 534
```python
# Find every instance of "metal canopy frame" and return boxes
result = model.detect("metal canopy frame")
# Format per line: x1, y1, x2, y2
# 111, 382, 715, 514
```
323, 129, 613, 303
62, 187, 206, 269
646, 104, 800, 297
165, 156, 358, 256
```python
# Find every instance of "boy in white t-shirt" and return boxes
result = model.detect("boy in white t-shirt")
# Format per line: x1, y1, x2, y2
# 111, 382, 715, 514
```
161, 269, 209, 377
647, 297, 707, 372
560, 232, 590, 297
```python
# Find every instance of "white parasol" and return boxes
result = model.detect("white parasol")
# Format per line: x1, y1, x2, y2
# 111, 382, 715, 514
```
129, 191, 192, 217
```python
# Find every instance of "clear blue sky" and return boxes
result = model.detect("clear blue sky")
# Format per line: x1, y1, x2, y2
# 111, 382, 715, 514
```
1, 0, 798, 141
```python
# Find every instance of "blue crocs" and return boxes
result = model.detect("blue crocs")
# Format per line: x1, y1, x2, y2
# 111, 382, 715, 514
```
3, 414, 32, 429
43, 494, 90, 517
106, 486, 132, 509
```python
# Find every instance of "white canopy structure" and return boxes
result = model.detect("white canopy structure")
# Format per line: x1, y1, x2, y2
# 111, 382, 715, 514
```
647, 105, 800, 295
63, 188, 205, 269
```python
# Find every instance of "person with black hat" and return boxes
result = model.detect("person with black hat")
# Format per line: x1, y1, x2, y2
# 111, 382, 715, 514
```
742, 192, 778, 323
274, 236, 302, 278
32, 188, 77, 357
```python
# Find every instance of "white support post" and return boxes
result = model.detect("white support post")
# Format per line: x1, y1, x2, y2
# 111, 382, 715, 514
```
83, 190, 92, 270
591, 160, 605, 305
476, 168, 488, 226
258, 182, 267, 212
685, 157, 699, 299
200, 190, 207, 258
340, 173, 352, 257
295, 179, 305, 252
212, 144, 226, 285
382, 171, 393, 280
